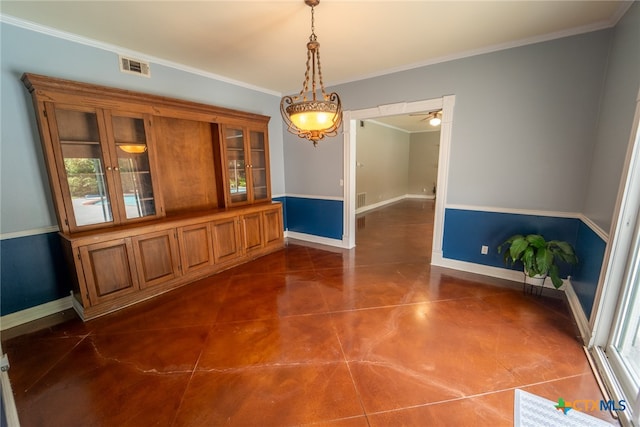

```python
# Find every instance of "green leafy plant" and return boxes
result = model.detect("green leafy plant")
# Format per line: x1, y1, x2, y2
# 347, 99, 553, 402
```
497, 234, 578, 289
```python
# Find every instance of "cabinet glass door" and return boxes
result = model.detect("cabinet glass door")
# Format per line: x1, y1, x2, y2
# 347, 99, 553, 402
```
224, 127, 247, 203
111, 115, 156, 219
249, 130, 269, 202
54, 107, 114, 227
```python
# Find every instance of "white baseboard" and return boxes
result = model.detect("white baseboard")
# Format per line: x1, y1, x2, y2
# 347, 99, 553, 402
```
0, 295, 73, 331
356, 195, 405, 214
285, 231, 349, 249
564, 280, 592, 344
430, 252, 568, 291
356, 194, 435, 215
431, 252, 524, 282
407, 194, 436, 200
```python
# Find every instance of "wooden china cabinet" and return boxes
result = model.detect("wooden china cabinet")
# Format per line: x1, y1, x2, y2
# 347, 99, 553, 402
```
23, 73, 284, 320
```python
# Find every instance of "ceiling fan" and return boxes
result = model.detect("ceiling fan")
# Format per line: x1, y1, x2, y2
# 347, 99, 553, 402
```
410, 110, 442, 126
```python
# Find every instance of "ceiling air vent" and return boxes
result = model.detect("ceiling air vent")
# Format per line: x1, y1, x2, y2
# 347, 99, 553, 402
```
119, 55, 150, 77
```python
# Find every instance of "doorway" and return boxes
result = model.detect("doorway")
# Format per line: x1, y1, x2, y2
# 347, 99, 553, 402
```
342, 96, 455, 261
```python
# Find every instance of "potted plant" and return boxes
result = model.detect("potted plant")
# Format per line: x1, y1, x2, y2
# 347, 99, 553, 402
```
497, 234, 578, 289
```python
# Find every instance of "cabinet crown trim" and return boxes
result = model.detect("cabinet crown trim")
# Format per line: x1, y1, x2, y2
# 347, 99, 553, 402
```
21, 73, 270, 124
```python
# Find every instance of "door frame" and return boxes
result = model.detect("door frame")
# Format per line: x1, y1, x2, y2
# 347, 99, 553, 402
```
588, 87, 640, 427
342, 95, 455, 257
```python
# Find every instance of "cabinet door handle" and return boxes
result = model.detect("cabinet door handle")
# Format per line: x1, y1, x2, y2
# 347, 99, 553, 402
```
106, 166, 112, 171
113, 167, 119, 171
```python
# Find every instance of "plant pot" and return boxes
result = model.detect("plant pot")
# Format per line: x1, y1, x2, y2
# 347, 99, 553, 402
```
524, 273, 546, 287
522, 270, 547, 296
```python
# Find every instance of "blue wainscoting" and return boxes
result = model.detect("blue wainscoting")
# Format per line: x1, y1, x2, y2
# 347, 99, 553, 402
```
442, 209, 580, 270
570, 221, 607, 319
273, 196, 287, 229
276, 196, 343, 240
442, 208, 606, 320
0, 232, 71, 316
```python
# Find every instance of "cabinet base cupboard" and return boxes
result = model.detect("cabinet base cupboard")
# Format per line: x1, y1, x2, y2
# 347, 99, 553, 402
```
23, 73, 284, 321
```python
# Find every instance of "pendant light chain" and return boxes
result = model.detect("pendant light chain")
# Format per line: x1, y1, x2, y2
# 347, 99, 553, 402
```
310, 4, 315, 38
309, 4, 328, 102
300, 47, 312, 101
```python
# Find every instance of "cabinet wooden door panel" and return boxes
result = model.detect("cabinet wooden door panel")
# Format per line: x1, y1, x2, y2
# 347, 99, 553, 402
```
155, 117, 222, 213
212, 217, 242, 263
263, 207, 284, 248
242, 212, 264, 253
133, 230, 181, 288
178, 223, 214, 274
79, 238, 139, 305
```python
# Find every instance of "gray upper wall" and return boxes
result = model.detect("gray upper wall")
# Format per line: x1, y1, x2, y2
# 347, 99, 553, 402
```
0, 21, 285, 234
285, 29, 614, 215
356, 121, 410, 204
409, 132, 440, 197
582, 2, 640, 232
3, 4, 638, 234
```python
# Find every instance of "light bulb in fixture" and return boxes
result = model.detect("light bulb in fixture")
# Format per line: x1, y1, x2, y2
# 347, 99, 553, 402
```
119, 145, 147, 154
428, 110, 442, 127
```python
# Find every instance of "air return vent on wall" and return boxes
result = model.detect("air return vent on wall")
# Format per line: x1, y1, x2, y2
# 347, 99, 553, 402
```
119, 55, 150, 77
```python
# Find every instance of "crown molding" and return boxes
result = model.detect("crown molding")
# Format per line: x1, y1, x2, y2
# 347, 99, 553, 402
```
327, 16, 619, 89
0, 14, 281, 97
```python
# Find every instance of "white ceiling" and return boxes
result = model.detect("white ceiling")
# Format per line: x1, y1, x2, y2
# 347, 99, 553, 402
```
2, 1, 631, 133
1, 0, 631, 97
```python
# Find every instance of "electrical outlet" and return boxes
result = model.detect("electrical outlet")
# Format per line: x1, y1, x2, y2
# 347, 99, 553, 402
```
481, 245, 489, 255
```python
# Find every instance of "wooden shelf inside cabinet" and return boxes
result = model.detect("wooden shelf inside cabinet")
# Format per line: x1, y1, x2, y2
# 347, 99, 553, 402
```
60, 140, 101, 145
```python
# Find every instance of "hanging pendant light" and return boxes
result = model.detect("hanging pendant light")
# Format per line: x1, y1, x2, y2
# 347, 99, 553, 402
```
280, 0, 342, 146
428, 111, 442, 127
